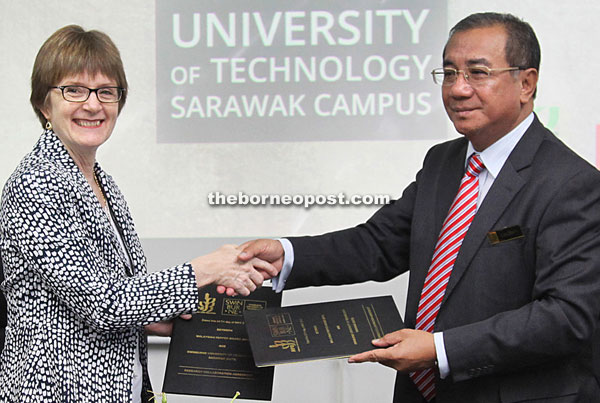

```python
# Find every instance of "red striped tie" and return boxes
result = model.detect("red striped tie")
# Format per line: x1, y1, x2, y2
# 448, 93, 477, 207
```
410, 153, 485, 401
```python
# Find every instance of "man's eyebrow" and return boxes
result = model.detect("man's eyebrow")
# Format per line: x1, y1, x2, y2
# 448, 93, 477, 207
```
466, 58, 491, 66
442, 58, 492, 67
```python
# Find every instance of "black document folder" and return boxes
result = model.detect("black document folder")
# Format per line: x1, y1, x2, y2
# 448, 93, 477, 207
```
163, 285, 281, 400
244, 295, 403, 367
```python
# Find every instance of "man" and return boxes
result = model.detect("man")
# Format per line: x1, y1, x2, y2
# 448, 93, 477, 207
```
237, 12, 600, 402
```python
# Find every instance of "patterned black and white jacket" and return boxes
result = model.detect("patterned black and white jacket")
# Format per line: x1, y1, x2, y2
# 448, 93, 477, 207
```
0, 130, 199, 402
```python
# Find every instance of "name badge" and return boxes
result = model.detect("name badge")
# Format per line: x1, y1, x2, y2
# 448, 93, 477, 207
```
487, 225, 524, 245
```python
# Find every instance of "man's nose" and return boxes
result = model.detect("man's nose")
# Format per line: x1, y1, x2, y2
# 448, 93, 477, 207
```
448, 71, 474, 97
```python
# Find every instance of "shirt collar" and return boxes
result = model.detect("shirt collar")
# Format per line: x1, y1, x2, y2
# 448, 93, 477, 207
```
466, 112, 534, 179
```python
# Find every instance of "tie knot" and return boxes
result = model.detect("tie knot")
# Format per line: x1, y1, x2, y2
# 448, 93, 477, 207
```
466, 154, 485, 177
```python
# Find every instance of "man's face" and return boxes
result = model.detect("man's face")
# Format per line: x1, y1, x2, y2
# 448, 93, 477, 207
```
442, 25, 525, 150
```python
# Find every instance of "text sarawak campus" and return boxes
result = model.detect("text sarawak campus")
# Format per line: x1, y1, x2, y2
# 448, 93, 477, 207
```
163, 7, 437, 119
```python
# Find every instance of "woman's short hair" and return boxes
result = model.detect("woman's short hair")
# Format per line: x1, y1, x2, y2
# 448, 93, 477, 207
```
30, 25, 128, 127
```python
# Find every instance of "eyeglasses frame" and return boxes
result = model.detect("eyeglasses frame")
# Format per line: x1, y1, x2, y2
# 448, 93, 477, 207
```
430, 66, 526, 86
50, 85, 126, 103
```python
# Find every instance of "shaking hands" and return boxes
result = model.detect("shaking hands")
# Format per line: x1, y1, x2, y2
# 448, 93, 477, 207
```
189, 243, 278, 296
202, 239, 284, 295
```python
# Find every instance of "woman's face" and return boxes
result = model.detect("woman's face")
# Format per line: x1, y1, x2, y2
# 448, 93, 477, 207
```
42, 71, 119, 159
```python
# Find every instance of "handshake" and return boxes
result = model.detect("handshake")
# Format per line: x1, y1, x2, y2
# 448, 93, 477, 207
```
149, 238, 438, 374
190, 239, 284, 297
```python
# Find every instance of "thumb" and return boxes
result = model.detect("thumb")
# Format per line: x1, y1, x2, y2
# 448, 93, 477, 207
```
237, 240, 258, 261
238, 250, 253, 261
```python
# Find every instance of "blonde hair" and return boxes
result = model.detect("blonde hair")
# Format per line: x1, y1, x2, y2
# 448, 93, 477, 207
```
30, 25, 128, 127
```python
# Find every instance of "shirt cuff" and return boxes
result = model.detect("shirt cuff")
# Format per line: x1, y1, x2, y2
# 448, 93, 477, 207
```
434, 332, 450, 379
271, 238, 294, 293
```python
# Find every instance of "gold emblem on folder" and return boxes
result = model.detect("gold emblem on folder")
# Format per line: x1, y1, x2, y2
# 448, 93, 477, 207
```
269, 339, 300, 353
197, 293, 217, 313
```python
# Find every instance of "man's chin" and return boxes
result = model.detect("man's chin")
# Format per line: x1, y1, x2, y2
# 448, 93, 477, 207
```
452, 123, 476, 137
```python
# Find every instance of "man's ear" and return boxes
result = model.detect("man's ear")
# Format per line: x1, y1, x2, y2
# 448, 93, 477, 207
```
520, 68, 538, 104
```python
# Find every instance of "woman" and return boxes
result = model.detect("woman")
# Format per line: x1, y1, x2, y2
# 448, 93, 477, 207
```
0, 25, 274, 402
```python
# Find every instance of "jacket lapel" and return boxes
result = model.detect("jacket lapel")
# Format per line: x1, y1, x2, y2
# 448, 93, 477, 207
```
441, 116, 546, 305
406, 140, 468, 326
95, 166, 146, 276
39, 130, 113, 243
434, 141, 469, 238
37, 131, 135, 277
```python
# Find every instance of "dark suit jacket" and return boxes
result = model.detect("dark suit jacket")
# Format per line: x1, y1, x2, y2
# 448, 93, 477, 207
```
286, 115, 600, 402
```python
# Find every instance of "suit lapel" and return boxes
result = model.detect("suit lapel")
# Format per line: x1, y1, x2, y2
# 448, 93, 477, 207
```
95, 166, 147, 276
95, 166, 138, 276
434, 142, 468, 238
39, 131, 134, 278
441, 116, 546, 305
406, 140, 468, 326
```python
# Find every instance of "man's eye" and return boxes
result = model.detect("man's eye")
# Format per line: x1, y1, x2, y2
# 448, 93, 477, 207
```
469, 68, 489, 77
443, 70, 456, 77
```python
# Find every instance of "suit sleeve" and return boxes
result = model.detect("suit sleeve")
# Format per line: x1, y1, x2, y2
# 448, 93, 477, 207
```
443, 167, 600, 381
2, 168, 199, 333
285, 170, 420, 289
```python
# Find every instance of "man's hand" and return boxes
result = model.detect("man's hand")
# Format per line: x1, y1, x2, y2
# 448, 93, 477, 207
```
191, 244, 278, 296
348, 329, 436, 373
238, 239, 285, 272
144, 314, 192, 337
217, 239, 286, 295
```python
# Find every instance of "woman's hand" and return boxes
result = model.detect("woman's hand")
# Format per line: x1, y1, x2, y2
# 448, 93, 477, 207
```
190, 244, 278, 296
144, 314, 192, 337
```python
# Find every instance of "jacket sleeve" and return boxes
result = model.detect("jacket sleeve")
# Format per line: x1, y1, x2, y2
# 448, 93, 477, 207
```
286, 171, 419, 289
2, 167, 199, 333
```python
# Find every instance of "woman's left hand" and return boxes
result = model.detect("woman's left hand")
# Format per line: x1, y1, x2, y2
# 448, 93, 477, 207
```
144, 314, 192, 336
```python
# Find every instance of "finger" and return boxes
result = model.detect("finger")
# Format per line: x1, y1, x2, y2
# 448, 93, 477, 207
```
348, 349, 381, 363
180, 314, 193, 320
239, 271, 258, 293
237, 240, 257, 261
216, 285, 227, 294
226, 287, 237, 297
236, 286, 250, 297
237, 240, 252, 251
249, 258, 279, 278
246, 279, 258, 293
372, 337, 398, 348
248, 268, 265, 288
378, 329, 406, 346
371, 338, 388, 347
238, 239, 275, 261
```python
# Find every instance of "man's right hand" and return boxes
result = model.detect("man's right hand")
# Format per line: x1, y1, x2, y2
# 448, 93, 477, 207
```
216, 239, 286, 295
238, 239, 285, 272
191, 244, 277, 297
